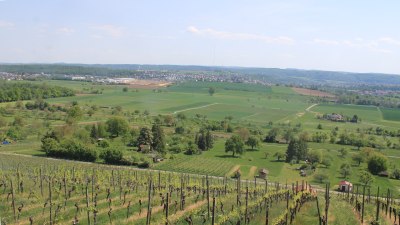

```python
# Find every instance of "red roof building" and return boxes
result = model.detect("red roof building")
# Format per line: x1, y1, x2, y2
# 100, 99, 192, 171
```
338, 180, 353, 192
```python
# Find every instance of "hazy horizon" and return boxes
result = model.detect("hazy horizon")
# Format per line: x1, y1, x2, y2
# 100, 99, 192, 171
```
1, 0, 400, 74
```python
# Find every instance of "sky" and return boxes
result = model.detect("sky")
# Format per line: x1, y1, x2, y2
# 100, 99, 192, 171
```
1, 0, 400, 74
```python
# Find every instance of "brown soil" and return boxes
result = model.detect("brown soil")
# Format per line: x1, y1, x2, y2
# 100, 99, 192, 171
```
292, 87, 336, 98
127, 80, 172, 89
248, 166, 258, 178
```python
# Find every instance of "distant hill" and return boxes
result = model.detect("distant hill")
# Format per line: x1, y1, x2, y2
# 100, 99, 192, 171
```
1, 63, 400, 85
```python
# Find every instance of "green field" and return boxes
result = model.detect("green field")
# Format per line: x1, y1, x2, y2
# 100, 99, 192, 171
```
380, 107, 400, 121
1, 80, 400, 199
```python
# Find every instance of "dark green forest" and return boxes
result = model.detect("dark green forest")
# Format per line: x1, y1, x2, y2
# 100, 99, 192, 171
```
0, 82, 75, 102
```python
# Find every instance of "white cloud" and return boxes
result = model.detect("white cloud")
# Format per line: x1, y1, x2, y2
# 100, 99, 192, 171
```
57, 27, 75, 35
187, 26, 294, 45
0, 20, 14, 28
91, 24, 124, 38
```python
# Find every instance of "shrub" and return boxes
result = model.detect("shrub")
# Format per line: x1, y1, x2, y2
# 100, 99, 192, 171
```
367, 154, 388, 175
100, 148, 124, 164
138, 159, 152, 168
392, 168, 400, 179
98, 140, 110, 148
175, 126, 185, 134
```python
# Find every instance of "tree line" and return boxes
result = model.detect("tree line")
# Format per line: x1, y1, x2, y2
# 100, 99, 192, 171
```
0, 82, 75, 102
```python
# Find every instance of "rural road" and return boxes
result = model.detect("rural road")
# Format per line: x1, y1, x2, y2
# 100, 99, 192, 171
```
305, 103, 318, 113
173, 103, 219, 114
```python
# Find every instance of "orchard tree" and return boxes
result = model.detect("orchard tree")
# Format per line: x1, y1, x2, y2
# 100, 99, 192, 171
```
359, 171, 374, 186
339, 163, 352, 178
352, 153, 364, 166
163, 115, 175, 127
273, 152, 285, 161
225, 135, 244, 157
338, 148, 348, 158
236, 127, 250, 141
106, 117, 129, 137
307, 150, 322, 164
321, 157, 332, 168
283, 129, 294, 144
264, 127, 280, 143
66, 105, 83, 124
246, 136, 259, 150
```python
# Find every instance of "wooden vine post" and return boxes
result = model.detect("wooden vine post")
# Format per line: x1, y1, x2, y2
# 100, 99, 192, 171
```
86, 181, 91, 225
146, 178, 153, 225
375, 186, 380, 223
49, 177, 53, 225
10, 179, 16, 222
206, 174, 210, 218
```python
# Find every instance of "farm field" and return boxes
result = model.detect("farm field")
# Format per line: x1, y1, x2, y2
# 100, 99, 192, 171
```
0, 80, 400, 206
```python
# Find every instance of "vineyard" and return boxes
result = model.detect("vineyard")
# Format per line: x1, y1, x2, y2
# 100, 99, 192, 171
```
0, 154, 318, 225
0, 154, 398, 225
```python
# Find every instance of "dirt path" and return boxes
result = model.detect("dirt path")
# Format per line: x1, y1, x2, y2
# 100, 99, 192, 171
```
240, 112, 261, 120
226, 165, 241, 177
123, 205, 164, 224
305, 103, 318, 113
173, 103, 219, 114
168, 199, 208, 222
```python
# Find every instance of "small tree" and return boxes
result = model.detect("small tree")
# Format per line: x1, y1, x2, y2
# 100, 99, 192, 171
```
273, 152, 285, 161
264, 127, 280, 143
339, 163, 352, 178
236, 127, 250, 141
307, 150, 322, 164
321, 157, 332, 168
122, 87, 128, 92
351, 153, 364, 166
225, 135, 244, 157
359, 171, 374, 186
338, 148, 348, 158
208, 87, 216, 96
367, 154, 388, 175
151, 124, 166, 154
106, 117, 129, 137
317, 124, 322, 129
185, 141, 199, 155
246, 136, 259, 150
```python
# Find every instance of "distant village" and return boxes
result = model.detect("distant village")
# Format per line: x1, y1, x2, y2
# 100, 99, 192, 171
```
0, 70, 272, 86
